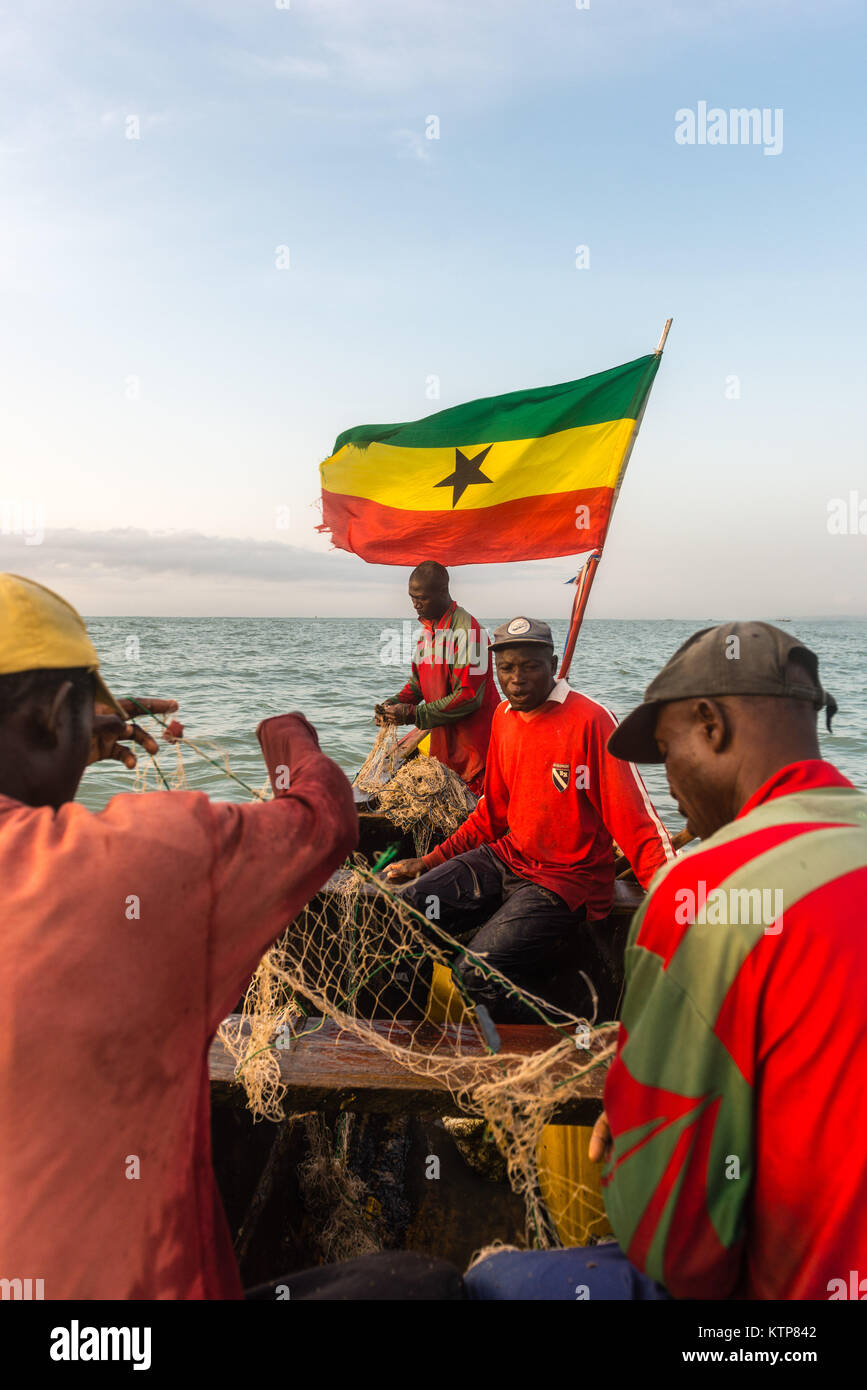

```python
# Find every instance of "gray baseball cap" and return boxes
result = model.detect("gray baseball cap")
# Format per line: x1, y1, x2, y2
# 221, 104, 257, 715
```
490, 616, 555, 651
608, 621, 838, 763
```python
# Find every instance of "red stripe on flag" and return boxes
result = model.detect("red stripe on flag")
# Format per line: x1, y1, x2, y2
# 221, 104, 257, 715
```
319, 487, 615, 565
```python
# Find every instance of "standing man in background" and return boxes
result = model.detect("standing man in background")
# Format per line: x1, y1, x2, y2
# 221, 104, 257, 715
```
375, 561, 499, 796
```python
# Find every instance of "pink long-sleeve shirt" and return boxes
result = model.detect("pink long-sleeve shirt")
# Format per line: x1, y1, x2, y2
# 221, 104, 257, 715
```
0, 713, 356, 1300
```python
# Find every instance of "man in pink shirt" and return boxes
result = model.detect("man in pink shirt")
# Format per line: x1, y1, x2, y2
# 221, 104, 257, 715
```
0, 573, 358, 1300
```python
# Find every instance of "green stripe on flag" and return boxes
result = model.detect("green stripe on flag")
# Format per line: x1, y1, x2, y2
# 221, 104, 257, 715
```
334, 353, 660, 451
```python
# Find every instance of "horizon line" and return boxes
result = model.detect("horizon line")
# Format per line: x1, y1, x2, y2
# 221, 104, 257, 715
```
81, 613, 867, 622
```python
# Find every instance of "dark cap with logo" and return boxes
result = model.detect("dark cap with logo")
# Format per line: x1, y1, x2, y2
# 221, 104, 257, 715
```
608, 621, 838, 764
490, 616, 555, 651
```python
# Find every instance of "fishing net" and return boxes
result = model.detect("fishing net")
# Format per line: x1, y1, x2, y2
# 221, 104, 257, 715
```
215, 847, 615, 1248
132, 725, 272, 802
355, 725, 476, 853
132, 706, 616, 1250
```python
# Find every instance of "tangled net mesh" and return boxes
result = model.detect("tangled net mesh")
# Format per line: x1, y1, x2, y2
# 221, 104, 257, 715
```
354, 725, 476, 854
136, 712, 615, 1250
217, 862, 615, 1247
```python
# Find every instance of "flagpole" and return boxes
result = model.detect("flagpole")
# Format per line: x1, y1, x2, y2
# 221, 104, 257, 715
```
558, 318, 672, 681
557, 551, 601, 681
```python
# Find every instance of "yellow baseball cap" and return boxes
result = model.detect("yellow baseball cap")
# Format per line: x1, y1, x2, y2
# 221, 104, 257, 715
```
0, 573, 125, 716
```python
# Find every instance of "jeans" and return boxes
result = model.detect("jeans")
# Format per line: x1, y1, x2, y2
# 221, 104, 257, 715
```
400, 846, 586, 1024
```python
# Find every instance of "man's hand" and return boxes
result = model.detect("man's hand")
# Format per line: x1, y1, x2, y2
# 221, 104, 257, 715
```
89, 698, 179, 769
588, 1110, 613, 1165
383, 857, 427, 884
374, 702, 415, 727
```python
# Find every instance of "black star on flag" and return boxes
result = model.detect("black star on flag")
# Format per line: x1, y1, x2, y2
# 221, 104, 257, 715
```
434, 445, 494, 508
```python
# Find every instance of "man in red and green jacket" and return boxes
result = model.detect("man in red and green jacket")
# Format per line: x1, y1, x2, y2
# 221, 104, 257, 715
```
465, 621, 866, 1303
598, 620, 863, 1301
375, 561, 499, 795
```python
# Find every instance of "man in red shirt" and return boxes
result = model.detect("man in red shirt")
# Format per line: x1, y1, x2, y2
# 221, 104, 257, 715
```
385, 616, 673, 1021
596, 621, 863, 1300
466, 621, 866, 1303
0, 573, 357, 1300
374, 561, 499, 795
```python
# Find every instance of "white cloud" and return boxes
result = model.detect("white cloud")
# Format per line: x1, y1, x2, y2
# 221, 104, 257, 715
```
223, 51, 331, 81
0, 526, 361, 584
2, 520, 864, 619
0, 526, 570, 616
200, 0, 851, 103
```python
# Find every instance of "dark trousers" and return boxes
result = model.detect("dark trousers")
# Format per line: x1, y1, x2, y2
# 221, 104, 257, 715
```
245, 1251, 464, 1301
243, 1244, 669, 1301
400, 846, 585, 1024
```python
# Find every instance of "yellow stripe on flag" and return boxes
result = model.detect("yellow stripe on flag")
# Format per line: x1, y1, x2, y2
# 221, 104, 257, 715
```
321, 417, 633, 511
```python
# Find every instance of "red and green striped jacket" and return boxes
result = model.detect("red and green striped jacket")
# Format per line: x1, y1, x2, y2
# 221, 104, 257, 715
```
393, 600, 499, 795
602, 760, 867, 1300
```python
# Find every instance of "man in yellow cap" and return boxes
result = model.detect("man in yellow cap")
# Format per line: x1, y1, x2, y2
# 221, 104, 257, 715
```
0, 573, 174, 802
0, 574, 357, 1299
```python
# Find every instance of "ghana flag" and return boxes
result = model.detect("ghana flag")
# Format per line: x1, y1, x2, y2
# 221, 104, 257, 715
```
318, 351, 661, 565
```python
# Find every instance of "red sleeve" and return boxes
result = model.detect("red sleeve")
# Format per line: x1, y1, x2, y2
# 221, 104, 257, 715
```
421, 711, 509, 869
206, 713, 357, 1027
585, 706, 674, 889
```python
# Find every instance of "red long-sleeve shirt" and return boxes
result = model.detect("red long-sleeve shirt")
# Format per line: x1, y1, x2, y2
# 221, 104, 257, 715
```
0, 713, 356, 1300
422, 680, 674, 916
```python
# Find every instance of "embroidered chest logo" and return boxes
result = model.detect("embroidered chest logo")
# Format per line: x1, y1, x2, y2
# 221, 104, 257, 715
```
552, 763, 570, 792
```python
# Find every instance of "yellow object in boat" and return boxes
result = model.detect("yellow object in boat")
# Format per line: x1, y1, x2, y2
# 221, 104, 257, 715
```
417, 732, 431, 756
425, 964, 612, 1246
427, 961, 472, 1025
537, 1123, 612, 1246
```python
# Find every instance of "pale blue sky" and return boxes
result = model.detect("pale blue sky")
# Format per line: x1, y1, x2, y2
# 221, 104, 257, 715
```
1, 0, 865, 617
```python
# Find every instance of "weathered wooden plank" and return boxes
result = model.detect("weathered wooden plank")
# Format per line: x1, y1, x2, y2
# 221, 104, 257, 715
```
210, 1015, 607, 1125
